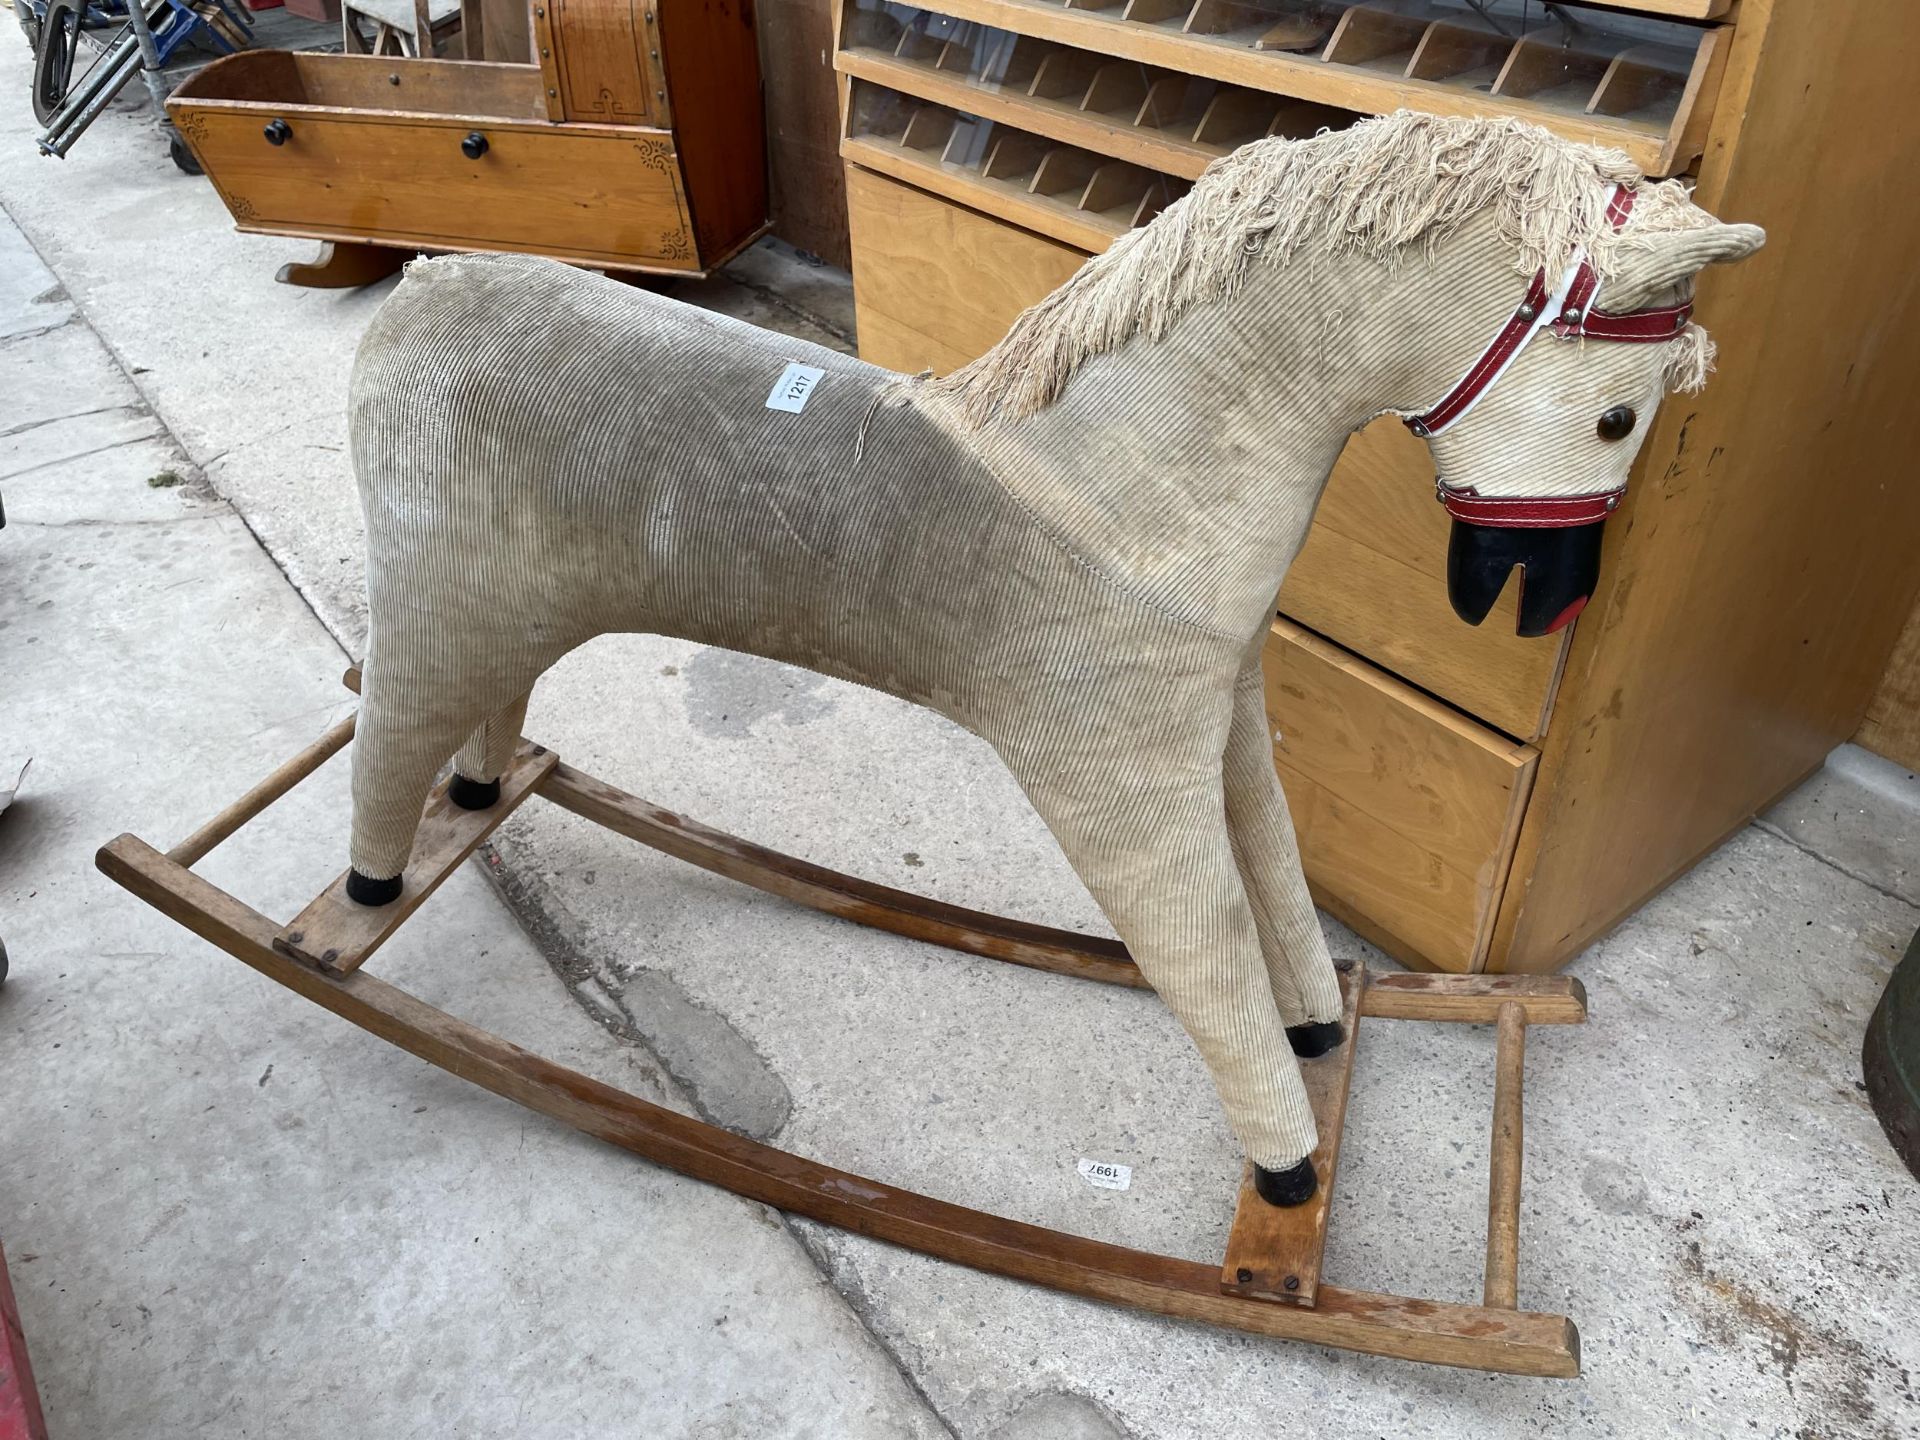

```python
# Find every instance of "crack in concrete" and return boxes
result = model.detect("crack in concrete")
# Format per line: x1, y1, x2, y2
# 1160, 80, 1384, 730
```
787, 1226, 963, 1440
991, 1390, 1136, 1440
197, 409, 340, 471
475, 840, 959, 1435
6, 511, 226, 529
0, 312, 82, 347
1750, 818, 1920, 913
0, 402, 151, 439
472, 837, 791, 1138
0, 428, 170, 483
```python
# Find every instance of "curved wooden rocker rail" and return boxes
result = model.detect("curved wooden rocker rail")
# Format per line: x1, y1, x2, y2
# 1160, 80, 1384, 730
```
96, 691, 1587, 1377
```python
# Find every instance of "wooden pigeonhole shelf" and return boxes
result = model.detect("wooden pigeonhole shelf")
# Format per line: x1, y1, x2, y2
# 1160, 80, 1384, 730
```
834, 0, 1920, 976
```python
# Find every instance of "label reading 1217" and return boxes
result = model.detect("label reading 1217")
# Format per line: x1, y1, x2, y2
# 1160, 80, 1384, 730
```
1076, 1158, 1132, 1192
766, 361, 826, 414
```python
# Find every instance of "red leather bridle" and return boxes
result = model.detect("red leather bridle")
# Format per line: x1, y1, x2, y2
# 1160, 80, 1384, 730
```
1406, 184, 1696, 527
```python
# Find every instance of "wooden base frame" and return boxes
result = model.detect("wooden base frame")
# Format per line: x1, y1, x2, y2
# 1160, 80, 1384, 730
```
96, 682, 1588, 1376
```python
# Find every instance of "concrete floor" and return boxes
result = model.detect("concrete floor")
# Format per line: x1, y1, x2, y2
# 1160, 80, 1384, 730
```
3, 44, 1919, 1440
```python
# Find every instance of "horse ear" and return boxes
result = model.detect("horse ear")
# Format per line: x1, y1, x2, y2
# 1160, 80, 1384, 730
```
1608, 223, 1766, 310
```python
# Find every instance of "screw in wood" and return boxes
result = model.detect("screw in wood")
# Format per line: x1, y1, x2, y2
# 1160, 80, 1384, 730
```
1284, 1275, 1301, 1291
1235, 1268, 1253, 1284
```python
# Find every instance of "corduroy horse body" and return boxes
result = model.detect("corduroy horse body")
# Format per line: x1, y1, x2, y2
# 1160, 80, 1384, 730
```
346, 113, 1761, 1193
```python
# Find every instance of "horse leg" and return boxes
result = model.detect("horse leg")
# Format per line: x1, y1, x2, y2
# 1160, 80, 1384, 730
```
448, 688, 534, 810
1012, 753, 1321, 1205
1223, 658, 1347, 1058
346, 647, 513, 905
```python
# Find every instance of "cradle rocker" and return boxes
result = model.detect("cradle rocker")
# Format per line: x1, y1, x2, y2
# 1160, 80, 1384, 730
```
98, 675, 1588, 1377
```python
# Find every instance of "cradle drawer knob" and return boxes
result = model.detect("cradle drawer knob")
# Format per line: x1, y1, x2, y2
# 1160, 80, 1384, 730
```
461, 131, 489, 159
263, 118, 291, 146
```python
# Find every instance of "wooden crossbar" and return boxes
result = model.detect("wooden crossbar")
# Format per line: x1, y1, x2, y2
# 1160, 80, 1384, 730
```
168, 710, 356, 868
1221, 983, 1557, 1316
1361, 972, 1585, 1026
1485, 1001, 1528, 1309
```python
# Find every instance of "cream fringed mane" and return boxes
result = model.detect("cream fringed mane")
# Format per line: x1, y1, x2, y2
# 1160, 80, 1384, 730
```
928, 111, 1719, 425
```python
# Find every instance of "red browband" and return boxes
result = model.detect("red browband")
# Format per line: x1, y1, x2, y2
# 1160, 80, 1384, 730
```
1406, 185, 1696, 442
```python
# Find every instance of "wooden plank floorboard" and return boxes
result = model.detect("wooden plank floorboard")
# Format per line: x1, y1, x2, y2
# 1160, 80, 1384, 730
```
1220, 965, 1365, 1306
275, 742, 556, 973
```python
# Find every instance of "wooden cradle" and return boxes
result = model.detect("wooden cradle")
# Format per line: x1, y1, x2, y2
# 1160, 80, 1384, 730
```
167, 0, 768, 285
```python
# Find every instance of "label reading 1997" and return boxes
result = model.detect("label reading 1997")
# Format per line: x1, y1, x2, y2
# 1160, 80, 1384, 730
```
1076, 1158, 1133, 1192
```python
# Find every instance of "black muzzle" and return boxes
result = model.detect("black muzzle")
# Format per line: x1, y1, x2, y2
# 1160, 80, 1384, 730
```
1447, 519, 1606, 638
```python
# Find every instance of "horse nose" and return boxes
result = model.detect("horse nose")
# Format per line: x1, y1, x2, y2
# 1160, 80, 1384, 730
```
1446, 519, 1606, 638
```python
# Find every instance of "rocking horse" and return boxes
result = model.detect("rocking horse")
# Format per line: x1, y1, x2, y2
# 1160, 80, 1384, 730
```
100, 111, 1762, 1374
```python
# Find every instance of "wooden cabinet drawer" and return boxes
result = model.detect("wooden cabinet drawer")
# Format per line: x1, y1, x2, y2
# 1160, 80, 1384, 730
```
848, 165, 1087, 373
1278, 419, 1569, 741
172, 57, 699, 271
1264, 618, 1536, 973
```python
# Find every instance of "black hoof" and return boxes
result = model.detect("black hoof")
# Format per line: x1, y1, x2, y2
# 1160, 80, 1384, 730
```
448, 773, 500, 811
346, 869, 403, 906
1287, 1020, 1346, 1059
1254, 1157, 1318, 1208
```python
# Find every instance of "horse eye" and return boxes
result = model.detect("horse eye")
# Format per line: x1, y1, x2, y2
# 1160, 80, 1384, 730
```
1598, 406, 1637, 442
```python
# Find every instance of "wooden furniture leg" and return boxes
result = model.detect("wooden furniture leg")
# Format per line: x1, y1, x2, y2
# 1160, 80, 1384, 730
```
276, 242, 410, 289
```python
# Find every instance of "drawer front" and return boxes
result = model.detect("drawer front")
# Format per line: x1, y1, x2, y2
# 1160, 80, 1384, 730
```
1277, 419, 1569, 741
847, 164, 1086, 374
1265, 618, 1536, 972
176, 107, 698, 270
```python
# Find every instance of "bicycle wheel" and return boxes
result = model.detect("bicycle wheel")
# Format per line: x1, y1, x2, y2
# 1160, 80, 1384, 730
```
30, 0, 83, 125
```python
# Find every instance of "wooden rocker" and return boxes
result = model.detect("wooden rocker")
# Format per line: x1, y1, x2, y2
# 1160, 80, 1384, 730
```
98, 667, 1588, 1378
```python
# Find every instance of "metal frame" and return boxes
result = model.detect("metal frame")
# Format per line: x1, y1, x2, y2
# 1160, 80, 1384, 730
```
32, 0, 251, 158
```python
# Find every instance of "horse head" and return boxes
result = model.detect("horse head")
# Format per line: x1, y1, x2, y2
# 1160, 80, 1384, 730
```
1407, 192, 1764, 636
925, 112, 1765, 643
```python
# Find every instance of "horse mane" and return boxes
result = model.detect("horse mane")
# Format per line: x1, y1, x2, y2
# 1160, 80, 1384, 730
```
924, 110, 1717, 426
